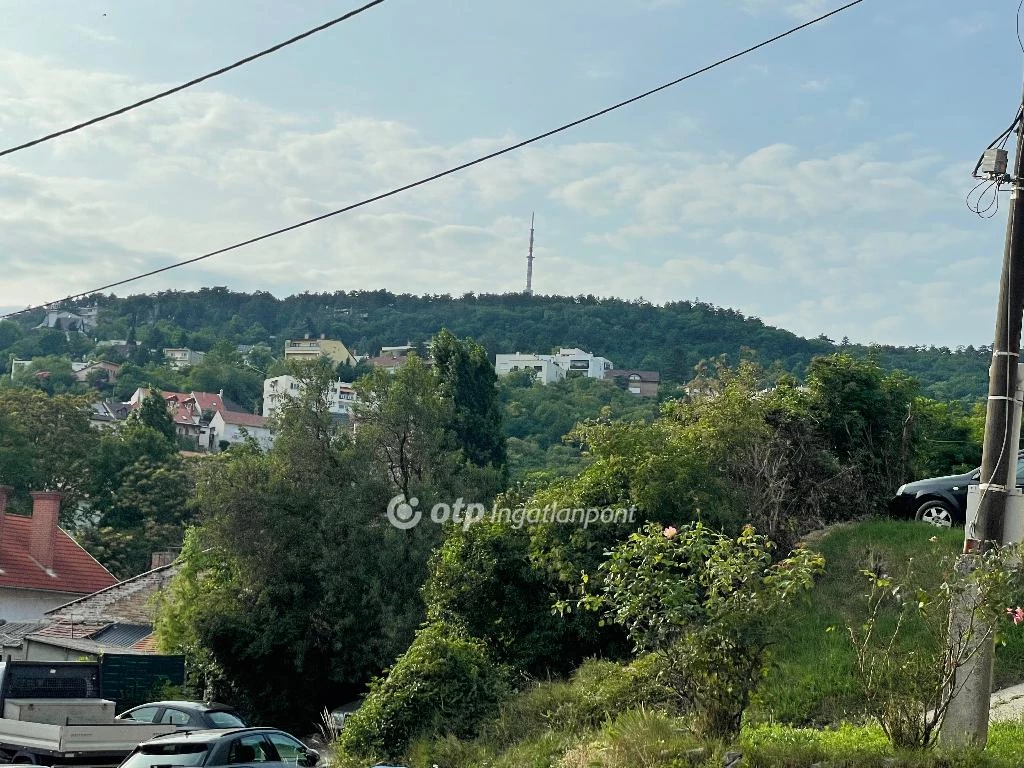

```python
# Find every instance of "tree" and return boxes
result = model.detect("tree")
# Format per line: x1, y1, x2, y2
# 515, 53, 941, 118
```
431, 329, 507, 475
133, 393, 177, 444
337, 623, 507, 761
354, 354, 502, 503
158, 362, 455, 731
581, 522, 823, 739
0, 389, 96, 518
806, 353, 920, 512
78, 455, 193, 578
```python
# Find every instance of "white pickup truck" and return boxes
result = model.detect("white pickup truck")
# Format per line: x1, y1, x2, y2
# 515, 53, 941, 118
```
0, 661, 176, 767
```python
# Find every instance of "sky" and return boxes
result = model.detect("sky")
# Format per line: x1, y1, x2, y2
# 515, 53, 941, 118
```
0, 0, 1017, 347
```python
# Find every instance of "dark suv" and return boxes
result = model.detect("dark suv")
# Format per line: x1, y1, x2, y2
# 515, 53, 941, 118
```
117, 728, 319, 768
889, 452, 1024, 527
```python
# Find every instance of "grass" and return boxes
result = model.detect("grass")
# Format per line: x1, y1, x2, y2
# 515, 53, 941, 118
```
752, 520, 1024, 725
335, 520, 1024, 766
388, 711, 1024, 768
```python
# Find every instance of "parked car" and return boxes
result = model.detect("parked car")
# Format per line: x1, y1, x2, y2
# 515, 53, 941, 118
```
117, 701, 246, 729
117, 727, 319, 768
889, 452, 1024, 527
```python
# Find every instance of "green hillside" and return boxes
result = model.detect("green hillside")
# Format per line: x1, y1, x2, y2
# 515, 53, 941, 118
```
1, 289, 991, 399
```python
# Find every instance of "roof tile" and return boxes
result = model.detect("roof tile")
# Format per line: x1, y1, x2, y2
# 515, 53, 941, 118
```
0, 515, 117, 595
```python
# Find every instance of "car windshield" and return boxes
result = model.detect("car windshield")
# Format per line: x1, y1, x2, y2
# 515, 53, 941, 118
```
120, 743, 209, 768
207, 710, 246, 728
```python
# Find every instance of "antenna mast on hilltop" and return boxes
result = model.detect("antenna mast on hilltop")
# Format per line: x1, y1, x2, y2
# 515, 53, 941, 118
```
525, 213, 535, 296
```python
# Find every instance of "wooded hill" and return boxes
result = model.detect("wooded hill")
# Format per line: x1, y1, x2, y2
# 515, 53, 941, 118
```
4, 288, 991, 399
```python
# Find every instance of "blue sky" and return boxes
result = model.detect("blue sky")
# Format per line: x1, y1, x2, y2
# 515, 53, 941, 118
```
0, 0, 1016, 346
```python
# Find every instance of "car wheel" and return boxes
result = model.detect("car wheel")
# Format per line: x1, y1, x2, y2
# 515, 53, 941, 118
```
915, 500, 955, 528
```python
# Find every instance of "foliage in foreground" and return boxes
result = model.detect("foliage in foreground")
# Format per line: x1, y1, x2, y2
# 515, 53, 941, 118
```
847, 540, 1024, 749
337, 622, 509, 761
339, 700, 1024, 768
577, 522, 824, 740
753, 522, 1024, 729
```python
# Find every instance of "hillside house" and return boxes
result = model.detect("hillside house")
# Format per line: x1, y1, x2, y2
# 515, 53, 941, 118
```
209, 410, 272, 450
604, 369, 661, 397
127, 388, 248, 450
284, 335, 356, 367
162, 348, 206, 370
263, 375, 357, 419
73, 360, 122, 385
495, 348, 614, 384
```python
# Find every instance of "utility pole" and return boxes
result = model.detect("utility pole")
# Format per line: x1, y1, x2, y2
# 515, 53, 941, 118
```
942, 87, 1024, 746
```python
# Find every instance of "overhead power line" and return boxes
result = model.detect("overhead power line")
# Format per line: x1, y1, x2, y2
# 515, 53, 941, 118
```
1, 0, 866, 320
0, 0, 385, 159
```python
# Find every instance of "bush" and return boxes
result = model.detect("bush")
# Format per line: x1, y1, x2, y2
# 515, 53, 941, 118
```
337, 622, 508, 760
482, 657, 673, 749
576, 522, 824, 739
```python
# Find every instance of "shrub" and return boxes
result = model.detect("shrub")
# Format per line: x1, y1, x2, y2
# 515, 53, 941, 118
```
847, 542, 1024, 749
570, 522, 824, 740
337, 622, 508, 760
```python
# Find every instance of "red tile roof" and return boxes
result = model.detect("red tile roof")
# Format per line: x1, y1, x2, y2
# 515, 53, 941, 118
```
0, 515, 117, 595
191, 391, 225, 413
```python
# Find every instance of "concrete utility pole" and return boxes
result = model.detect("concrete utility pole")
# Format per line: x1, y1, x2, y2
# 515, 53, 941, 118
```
942, 89, 1024, 746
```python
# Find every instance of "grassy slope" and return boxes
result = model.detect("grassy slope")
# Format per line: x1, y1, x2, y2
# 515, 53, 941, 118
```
754, 520, 1024, 725
341, 521, 1024, 767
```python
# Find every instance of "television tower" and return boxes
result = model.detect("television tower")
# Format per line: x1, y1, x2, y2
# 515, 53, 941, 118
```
525, 213, 535, 296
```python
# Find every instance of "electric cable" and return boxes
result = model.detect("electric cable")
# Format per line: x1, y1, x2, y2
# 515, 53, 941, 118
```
0, 0, 866, 319
0, 0, 385, 159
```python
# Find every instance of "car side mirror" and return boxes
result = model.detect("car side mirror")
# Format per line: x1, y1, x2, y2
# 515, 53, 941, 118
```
300, 748, 319, 767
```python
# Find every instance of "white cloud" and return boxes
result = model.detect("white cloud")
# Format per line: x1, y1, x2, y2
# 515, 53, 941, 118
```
800, 79, 829, 92
0, 50, 1003, 347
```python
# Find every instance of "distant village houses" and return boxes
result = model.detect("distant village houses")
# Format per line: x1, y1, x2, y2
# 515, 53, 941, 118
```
495, 348, 659, 397
127, 387, 269, 451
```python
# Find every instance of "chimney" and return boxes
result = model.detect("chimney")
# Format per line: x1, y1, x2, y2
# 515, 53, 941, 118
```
0, 485, 11, 550
150, 551, 178, 569
30, 491, 63, 571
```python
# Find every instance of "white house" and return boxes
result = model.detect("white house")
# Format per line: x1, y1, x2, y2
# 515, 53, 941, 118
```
495, 348, 613, 384
494, 354, 566, 384
263, 375, 358, 419
162, 348, 206, 370
552, 348, 614, 379
210, 410, 273, 450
